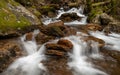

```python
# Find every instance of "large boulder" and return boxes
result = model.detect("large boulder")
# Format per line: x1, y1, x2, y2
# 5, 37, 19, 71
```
39, 21, 76, 37
0, 0, 41, 37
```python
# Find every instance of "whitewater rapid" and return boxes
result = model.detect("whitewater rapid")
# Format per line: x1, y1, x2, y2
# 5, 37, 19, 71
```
2, 6, 120, 75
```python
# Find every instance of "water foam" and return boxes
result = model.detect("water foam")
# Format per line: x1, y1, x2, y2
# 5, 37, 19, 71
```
42, 7, 87, 25
90, 31, 120, 51
65, 36, 107, 75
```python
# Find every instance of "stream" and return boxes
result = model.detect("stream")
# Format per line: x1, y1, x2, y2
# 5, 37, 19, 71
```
2, 7, 120, 75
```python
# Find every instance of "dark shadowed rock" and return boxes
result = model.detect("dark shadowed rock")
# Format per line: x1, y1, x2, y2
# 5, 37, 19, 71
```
104, 22, 120, 34
59, 13, 82, 22
39, 22, 76, 37
35, 32, 55, 44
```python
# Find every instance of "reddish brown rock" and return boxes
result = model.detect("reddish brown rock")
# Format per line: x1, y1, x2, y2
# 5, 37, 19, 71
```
45, 43, 71, 52
86, 23, 102, 31
48, 21, 64, 26
57, 39, 73, 49
26, 32, 33, 41
45, 50, 65, 56
84, 36, 105, 48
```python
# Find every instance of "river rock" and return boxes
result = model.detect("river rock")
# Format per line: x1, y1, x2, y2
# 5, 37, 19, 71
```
86, 23, 102, 31
0, 39, 22, 73
48, 21, 64, 26
104, 22, 120, 33
59, 13, 82, 22
46, 43, 71, 52
39, 22, 76, 37
45, 39, 73, 57
26, 32, 33, 41
43, 58, 73, 75
84, 36, 105, 48
92, 49, 120, 75
57, 39, 73, 49
35, 32, 55, 44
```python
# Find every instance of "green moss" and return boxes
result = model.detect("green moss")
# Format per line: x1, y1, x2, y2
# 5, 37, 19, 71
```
0, 0, 31, 32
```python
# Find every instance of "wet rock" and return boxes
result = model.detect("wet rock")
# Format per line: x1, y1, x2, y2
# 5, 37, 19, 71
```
45, 50, 65, 56
43, 58, 73, 75
59, 13, 82, 22
92, 49, 120, 75
35, 32, 55, 44
86, 23, 102, 31
104, 22, 120, 33
39, 22, 76, 37
45, 39, 73, 57
74, 23, 102, 34
57, 39, 73, 49
48, 21, 64, 26
26, 32, 33, 41
0, 40, 22, 73
84, 36, 105, 48
46, 43, 71, 52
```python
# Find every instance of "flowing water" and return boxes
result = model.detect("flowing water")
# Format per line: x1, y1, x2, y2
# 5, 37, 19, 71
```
42, 7, 87, 25
2, 30, 47, 75
2, 7, 120, 75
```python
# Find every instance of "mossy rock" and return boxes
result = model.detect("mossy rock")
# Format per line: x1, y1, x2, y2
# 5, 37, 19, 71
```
0, 0, 41, 36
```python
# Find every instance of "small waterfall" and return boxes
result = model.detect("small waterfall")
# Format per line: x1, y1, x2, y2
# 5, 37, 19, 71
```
65, 36, 107, 75
2, 30, 47, 75
90, 31, 120, 51
42, 7, 87, 25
